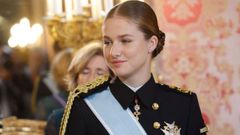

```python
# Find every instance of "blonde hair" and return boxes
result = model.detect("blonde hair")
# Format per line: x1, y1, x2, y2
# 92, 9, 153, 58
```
51, 48, 73, 90
66, 41, 105, 90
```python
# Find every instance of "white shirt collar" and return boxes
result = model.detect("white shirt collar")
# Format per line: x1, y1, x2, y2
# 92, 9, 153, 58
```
124, 83, 143, 92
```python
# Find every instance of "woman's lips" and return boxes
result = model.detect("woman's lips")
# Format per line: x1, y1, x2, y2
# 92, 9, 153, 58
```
111, 60, 125, 67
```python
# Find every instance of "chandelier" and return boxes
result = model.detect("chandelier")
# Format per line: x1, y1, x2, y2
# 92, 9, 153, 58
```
8, 18, 43, 48
46, 0, 114, 49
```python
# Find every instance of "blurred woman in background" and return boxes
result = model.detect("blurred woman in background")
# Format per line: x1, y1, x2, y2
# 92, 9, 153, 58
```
45, 41, 112, 135
35, 48, 73, 120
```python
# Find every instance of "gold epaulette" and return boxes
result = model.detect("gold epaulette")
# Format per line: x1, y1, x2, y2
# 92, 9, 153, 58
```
169, 85, 192, 95
74, 74, 110, 96
59, 74, 110, 135
161, 83, 192, 95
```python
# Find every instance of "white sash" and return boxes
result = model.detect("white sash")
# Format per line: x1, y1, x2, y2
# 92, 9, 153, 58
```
84, 87, 147, 135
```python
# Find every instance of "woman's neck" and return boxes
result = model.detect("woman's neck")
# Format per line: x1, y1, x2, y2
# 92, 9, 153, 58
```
118, 56, 152, 87
119, 71, 151, 88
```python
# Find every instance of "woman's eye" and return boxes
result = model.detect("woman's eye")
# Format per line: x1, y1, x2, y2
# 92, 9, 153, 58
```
97, 72, 104, 76
96, 69, 108, 76
97, 71, 104, 76
121, 39, 131, 44
81, 69, 89, 75
103, 40, 112, 46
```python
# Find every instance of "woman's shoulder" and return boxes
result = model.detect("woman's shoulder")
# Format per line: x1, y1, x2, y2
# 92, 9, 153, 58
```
156, 82, 196, 98
64, 74, 111, 113
74, 74, 111, 98
59, 75, 111, 134
154, 83, 200, 112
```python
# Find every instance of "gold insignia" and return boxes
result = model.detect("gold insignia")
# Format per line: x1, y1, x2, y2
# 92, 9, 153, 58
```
200, 126, 208, 133
152, 102, 159, 110
59, 74, 110, 135
74, 74, 110, 96
161, 121, 181, 135
153, 121, 161, 129
168, 84, 192, 95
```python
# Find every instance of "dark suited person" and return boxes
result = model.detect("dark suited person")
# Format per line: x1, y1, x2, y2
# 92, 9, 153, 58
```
0, 48, 32, 119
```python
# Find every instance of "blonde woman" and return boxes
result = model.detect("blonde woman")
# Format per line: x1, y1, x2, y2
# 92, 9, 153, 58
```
45, 41, 111, 135
66, 41, 111, 91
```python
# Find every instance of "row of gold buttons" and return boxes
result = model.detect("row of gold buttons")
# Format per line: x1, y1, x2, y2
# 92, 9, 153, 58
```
152, 102, 160, 129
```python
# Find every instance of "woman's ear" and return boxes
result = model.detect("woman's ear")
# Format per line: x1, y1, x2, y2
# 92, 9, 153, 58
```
147, 35, 158, 53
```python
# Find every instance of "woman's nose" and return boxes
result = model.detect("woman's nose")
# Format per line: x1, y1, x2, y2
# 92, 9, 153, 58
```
110, 42, 121, 57
88, 73, 96, 82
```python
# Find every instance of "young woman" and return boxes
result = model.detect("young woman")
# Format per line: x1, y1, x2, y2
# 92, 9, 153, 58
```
45, 41, 111, 135
60, 1, 208, 135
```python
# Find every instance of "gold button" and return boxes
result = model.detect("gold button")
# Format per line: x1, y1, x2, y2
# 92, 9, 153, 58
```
152, 102, 159, 110
153, 122, 160, 129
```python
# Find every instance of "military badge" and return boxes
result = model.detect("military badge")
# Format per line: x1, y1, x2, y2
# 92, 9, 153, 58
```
161, 121, 181, 135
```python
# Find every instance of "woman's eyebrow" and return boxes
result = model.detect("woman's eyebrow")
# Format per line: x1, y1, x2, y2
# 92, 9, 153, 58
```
119, 34, 133, 38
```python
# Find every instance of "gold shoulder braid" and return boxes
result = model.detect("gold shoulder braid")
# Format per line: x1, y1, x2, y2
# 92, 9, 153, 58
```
169, 85, 192, 94
74, 74, 109, 96
161, 83, 192, 95
59, 74, 109, 135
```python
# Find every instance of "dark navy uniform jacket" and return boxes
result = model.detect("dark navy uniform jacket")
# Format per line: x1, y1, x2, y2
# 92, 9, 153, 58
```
63, 75, 207, 135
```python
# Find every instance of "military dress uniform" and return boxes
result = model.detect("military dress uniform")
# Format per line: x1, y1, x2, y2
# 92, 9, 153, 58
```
60, 75, 208, 135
